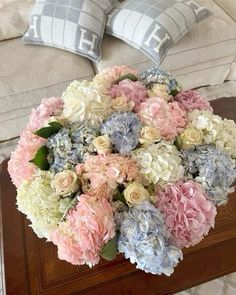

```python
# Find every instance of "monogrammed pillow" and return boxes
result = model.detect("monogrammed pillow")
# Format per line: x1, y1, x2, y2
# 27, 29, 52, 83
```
23, 0, 117, 61
106, 0, 210, 64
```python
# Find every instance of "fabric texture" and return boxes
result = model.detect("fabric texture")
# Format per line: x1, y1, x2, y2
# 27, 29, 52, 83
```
106, 0, 210, 64
227, 60, 236, 81
213, 0, 236, 22
23, 0, 117, 61
0, 0, 34, 41
0, 37, 95, 142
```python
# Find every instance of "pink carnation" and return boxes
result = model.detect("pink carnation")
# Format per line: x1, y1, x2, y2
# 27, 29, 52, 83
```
76, 154, 139, 194
51, 195, 116, 267
156, 180, 217, 248
138, 97, 187, 140
175, 90, 213, 112
8, 97, 64, 187
109, 79, 148, 112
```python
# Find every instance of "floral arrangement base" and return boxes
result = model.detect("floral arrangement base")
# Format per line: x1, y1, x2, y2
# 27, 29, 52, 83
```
8, 66, 236, 276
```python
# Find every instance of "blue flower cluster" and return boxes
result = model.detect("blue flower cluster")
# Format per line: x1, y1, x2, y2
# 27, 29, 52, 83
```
139, 66, 180, 94
183, 145, 236, 206
117, 201, 183, 275
47, 123, 98, 172
100, 112, 142, 155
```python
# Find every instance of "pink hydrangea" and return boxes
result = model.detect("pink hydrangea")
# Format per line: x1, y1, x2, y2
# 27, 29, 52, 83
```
8, 130, 45, 187
76, 154, 139, 193
156, 180, 217, 248
27, 97, 64, 130
8, 97, 64, 187
100, 65, 138, 83
138, 97, 187, 140
51, 195, 116, 267
109, 79, 148, 112
175, 90, 213, 112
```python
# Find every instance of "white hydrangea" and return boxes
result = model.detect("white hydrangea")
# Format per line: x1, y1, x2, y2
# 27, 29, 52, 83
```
132, 142, 184, 185
62, 80, 112, 126
17, 171, 67, 240
188, 110, 236, 158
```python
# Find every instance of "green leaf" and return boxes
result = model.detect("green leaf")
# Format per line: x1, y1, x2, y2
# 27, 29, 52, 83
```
33, 121, 63, 139
100, 234, 118, 261
117, 190, 127, 205
174, 138, 181, 150
115, 73, 138, 84
48, 121, 63, 131
29, 145, 49, 170
34, 127, 55, 139
170, 89, 180, 97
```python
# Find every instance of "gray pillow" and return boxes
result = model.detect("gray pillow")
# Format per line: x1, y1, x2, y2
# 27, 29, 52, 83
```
106, 0, 210, 64
23, 0, 117, 61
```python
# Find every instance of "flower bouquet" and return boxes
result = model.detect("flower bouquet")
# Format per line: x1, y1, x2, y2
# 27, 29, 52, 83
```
8, 66, 236, 276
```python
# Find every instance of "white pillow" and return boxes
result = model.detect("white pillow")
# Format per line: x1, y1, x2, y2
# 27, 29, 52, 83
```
106, 0, 210, 64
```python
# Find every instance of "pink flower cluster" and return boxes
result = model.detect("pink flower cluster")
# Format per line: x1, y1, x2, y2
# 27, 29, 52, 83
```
51, 195, 116, 267
101, 65, 138, 83
109, 79, 148, 112
8, 131, 45, 187
175, 90, 212, 112
138, 97, 187, 140
8, 97, 64, 187
156, 180, 217, 248
76, 154, 139, 199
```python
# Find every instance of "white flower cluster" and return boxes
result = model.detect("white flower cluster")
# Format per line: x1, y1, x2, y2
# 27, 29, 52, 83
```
132, 142, 184, 185
16, 171, 68, 239
188, 110, 236, 158
62, 80, 112, 126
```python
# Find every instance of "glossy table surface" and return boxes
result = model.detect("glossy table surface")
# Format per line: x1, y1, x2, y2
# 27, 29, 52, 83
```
0, 97, 236, 295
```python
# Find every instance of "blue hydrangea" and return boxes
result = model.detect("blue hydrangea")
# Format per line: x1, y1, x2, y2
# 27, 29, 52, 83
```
139, 66, 180, 94
182, 145, 236, 206
100, 112, 142, 155
47, 123, 98, 172
117, 201, 183, 275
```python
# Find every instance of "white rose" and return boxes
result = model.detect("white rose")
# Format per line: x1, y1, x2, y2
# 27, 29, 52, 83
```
93, 135, 112, 154
51, 171, 79, 196
112, 96, 134, 112
148, 83, 171, 101
139, 126, 161, 145
176, 127, 203, 150
124, 182, 150, 206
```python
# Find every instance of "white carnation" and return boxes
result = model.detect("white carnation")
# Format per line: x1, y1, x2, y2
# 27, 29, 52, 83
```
132, 142, 184, 185
62, 80, 112, 126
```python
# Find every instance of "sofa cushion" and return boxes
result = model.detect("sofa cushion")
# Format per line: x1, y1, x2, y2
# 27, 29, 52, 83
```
23, 0, 117, 61
106, 0, 210, 64
96, 0, 236, 89
0, 0, 34, 41
213, 0, 236, 22
0, 37, 95, 142
226, 61, 236, 81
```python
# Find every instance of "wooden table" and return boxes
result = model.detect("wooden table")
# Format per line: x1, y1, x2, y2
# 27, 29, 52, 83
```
1, 97, 236, 295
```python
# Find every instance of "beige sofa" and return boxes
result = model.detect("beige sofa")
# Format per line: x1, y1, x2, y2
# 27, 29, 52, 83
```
0, 0, 236, 160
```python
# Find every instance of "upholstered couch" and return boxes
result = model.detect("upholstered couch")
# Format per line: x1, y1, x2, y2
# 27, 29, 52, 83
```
0, 0, 236, 160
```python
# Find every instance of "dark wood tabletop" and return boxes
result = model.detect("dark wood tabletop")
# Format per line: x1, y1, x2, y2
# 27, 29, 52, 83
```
1, 97, 236, 295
